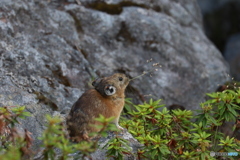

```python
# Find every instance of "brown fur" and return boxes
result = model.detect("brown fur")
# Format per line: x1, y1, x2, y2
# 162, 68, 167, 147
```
66, 73, 129, 142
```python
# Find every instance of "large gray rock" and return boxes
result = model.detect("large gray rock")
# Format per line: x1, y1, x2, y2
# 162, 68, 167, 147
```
65, 0, 228, 109
0, 0, 229, 157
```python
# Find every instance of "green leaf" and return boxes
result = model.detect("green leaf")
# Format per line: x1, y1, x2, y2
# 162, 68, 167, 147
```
226, 104, 238, 117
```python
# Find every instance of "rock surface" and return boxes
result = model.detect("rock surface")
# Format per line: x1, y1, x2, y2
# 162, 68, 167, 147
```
0, 0, 229, 158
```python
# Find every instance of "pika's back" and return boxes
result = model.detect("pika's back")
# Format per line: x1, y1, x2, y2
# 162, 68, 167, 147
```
67, 73, 129, 141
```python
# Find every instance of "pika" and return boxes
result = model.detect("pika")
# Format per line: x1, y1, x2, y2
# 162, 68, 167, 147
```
66, 73, 129, 142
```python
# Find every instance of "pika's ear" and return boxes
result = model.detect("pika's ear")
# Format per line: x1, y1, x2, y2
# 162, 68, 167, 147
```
92, 78, 102, 87
104, 85, 116, 96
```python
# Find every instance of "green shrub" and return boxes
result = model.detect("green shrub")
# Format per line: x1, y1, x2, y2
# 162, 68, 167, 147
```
0, 106, 32, 159
1, 88, 240, 160
103, 136, 132, 160
117, 89, 240, 160
39, 114, 118, 160
0, 106, 118, 160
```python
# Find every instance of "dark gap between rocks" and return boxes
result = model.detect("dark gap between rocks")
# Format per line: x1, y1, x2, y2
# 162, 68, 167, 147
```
86, 1, 161, 15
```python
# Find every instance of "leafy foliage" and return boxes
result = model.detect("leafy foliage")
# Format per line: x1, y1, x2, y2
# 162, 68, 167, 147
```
119, 89, 240, 159
0, 106, 32, 159
104, 136, 132, 160
1, 88, 240, 159
39, 114, 118, 159
0, 107, 118, 160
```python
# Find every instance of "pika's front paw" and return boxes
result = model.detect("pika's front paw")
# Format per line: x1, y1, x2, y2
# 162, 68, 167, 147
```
117, 124, 124, 131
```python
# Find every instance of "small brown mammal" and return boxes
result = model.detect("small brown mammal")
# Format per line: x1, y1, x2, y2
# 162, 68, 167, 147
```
66, 73, 129, 142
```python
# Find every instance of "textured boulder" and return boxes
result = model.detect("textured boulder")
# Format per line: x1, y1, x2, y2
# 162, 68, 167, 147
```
0, 0, 229, 157
65, 0, 229, 109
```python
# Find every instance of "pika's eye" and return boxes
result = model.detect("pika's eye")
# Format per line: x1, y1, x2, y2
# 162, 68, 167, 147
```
118, 77, 123, 81
104, 85, 116, 96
